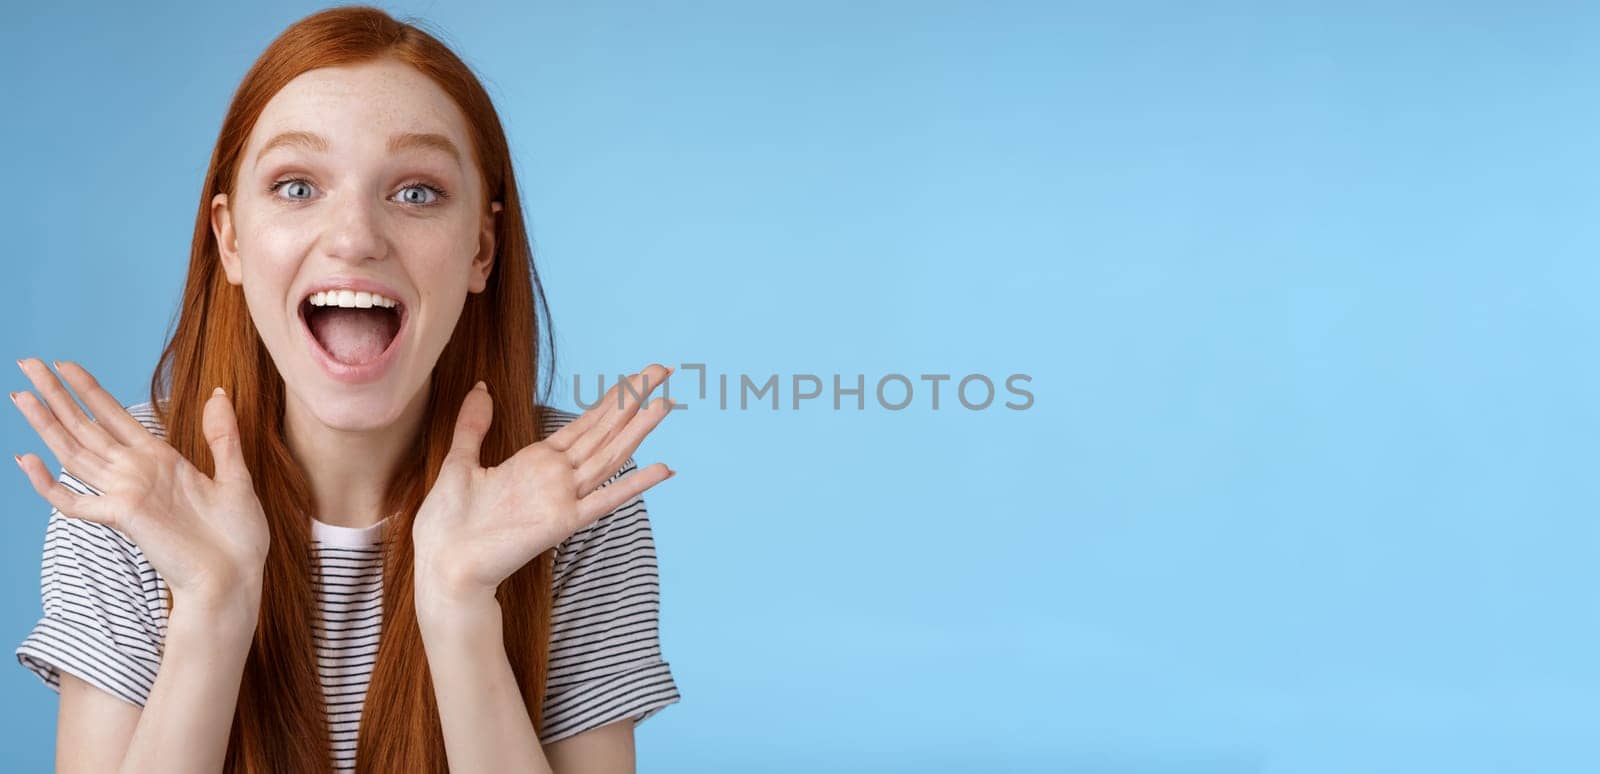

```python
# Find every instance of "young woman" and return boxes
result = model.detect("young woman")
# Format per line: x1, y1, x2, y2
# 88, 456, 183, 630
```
7, 6, 681, 772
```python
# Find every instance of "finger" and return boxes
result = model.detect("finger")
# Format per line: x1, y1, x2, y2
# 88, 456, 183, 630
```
565, 364, 671, 464
201, 387, 251, 484
446, 381, 493, 467
542, 395, 607, 452
546, 364, 672, 452
574, 395, 674, 496
16, 359, 120, 459
8, 389, 115, 487
12, 453, 115, 528
54, 360, 154, 447
576, 462, 673, 524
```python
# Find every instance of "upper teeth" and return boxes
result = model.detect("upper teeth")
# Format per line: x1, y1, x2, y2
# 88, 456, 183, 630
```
307, 290, 400, 309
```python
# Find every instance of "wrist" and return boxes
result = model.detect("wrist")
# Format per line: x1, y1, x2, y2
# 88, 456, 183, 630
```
415, 572, 502, 642
170, 579, 262, 646
413, 549, 494, 610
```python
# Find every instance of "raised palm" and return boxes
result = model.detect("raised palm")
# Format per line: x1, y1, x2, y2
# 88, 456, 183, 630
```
9, 359, 270, 603
411, 364, 676, 600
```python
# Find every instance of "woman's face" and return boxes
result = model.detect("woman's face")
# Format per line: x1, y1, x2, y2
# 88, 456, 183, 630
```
211, 58, 498, 432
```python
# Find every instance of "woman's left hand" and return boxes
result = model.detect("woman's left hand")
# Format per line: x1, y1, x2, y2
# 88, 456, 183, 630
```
411, 363, 676, 609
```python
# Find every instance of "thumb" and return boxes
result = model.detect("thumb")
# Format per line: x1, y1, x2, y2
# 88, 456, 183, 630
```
446, 381, 492, 467
202, 386, 250, 484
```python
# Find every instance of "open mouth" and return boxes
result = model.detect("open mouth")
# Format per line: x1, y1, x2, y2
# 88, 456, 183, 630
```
299, 292, 406, 367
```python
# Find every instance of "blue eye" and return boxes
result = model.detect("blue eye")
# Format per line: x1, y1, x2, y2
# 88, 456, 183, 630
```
268, 178, 315, 200
265, 178, 451, 206
397, 182, 449, 205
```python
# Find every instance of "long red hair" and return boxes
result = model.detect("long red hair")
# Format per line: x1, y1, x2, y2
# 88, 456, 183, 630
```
147, 6, 558, 770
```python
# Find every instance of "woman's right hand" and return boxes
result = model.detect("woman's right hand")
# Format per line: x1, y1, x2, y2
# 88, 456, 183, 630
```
9, 358, 270, 611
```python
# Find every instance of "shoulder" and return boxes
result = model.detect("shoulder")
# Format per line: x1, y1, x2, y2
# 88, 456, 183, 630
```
16, 402, 172, 704
44, 399, 168, 598
536, 393, 678, 742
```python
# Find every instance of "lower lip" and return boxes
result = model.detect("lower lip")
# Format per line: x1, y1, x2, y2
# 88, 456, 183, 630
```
297, 304, 408, 386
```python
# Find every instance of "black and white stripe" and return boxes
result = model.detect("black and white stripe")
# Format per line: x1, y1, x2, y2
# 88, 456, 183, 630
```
309, 520, 385, 771
16, 402, 679, 770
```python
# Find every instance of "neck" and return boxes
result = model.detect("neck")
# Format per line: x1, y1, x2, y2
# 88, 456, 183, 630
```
282, 381, 429, 529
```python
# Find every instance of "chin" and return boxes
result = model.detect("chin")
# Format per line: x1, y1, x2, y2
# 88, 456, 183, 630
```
289, 379, 415, 433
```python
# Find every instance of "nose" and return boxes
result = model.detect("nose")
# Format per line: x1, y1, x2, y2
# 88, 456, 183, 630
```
320, 185, 389, 263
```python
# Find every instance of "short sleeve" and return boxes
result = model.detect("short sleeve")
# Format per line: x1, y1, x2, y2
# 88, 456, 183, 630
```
15, 470, 166, 708
538, 453, 681, 744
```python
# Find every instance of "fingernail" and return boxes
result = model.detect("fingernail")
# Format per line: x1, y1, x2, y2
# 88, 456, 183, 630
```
666, 467, 677, 478
13, 454, 22, 468
50, 360, 60, 370
212, 386, 225, 398
8, 391, 17, 405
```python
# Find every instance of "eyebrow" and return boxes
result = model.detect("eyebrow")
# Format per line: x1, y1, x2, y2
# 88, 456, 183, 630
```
253, 130, 463, 169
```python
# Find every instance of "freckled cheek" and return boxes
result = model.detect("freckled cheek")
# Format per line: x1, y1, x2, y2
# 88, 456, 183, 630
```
230, 225, 309, 327
253, 220, 316, 260
405, 229, 479, 284
414, 277, 472, 331
399, 221, 471, 256
234, 210, 312, 269
234, 282, 294, 344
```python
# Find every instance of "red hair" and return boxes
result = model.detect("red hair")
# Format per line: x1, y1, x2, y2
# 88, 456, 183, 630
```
148, 6, 557, 770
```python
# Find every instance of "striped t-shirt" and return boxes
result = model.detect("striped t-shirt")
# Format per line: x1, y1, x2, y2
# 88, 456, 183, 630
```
15, 401, 680, 771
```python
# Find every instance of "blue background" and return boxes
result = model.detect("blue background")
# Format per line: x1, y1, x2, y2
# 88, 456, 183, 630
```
3, 1, 1596, 772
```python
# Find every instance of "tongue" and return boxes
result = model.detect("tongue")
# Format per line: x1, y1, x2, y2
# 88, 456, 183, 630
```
308, 307, 399, 365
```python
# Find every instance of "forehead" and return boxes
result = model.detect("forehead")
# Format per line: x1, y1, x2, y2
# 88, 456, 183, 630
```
246, 59, 474, 169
